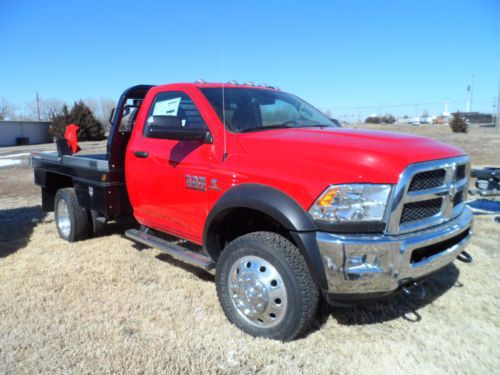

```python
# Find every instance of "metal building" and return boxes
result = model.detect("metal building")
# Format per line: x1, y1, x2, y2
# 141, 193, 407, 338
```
0, 121, 51, 147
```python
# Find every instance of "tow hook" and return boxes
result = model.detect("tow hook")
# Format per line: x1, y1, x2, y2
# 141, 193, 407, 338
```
401, 280, 426, 300
456, 251, 473, 263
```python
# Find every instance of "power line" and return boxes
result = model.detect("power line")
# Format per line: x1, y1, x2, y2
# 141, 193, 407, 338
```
321, 97, 496, 111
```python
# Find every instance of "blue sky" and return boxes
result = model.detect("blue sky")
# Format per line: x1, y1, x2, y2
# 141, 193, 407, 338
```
1, 0, 499, 119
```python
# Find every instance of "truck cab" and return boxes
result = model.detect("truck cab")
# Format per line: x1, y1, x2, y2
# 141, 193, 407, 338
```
32, 82, 473, 341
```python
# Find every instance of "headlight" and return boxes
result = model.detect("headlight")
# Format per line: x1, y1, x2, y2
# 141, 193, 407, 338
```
308, 184, 392, 223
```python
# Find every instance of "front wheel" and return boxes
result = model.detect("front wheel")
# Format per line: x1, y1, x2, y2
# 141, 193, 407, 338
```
216, 232, 319, 341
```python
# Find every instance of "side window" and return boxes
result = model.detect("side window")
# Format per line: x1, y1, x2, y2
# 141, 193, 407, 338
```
144, 91, 206, 136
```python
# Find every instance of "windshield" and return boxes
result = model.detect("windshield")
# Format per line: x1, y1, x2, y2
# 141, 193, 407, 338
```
200, 87, 338, 133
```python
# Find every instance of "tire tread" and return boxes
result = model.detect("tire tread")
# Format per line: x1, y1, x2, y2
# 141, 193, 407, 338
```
216, 231, 319, 341
55, 188, 89, 242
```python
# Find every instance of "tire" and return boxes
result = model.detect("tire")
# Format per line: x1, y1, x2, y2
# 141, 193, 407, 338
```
216, 231, 319, 341
90, 210, 107, 237
54, 188, 89, 242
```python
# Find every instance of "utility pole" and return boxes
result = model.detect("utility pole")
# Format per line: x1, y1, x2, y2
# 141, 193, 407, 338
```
496, 80, 500, 133
36, 91, 41, 121
470, 74, 474, 113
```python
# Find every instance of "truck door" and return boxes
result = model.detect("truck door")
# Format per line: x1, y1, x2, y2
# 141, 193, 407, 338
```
126, 90, 213, 244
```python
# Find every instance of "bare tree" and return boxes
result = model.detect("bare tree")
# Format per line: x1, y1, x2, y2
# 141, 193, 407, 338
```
99, 98, 116, 132
40, 98, 65, 121
0, 98, 15, 120
80, 97, 116, 132
83, 97, 99, 118
15, 101, 37, 121
11, 95, 65, 121
1, 96, 116, 131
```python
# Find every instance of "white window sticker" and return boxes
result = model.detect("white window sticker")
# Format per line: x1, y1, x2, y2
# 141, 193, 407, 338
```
153, 97, 181, 116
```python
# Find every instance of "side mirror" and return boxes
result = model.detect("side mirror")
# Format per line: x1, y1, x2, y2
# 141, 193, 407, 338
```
145, 116, 212, 143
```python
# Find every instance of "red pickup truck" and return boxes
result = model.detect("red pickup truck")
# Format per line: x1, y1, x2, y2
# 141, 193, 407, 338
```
32, 82, 473, 340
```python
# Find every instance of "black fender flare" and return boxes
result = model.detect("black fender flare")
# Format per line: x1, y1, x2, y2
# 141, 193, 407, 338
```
203, 183, 328, 290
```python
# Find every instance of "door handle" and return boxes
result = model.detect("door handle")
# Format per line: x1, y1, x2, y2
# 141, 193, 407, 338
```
134, 151, 149, 158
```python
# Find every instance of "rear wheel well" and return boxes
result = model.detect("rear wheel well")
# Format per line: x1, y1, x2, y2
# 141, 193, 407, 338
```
41, 173, 73, 212
205, 208, 295, 260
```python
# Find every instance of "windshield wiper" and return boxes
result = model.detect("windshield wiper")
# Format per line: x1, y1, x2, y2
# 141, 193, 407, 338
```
239, 123, 333, 133
305, 124, 332, 128
239, 124, 293, 133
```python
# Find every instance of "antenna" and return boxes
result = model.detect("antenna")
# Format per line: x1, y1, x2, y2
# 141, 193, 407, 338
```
221, 49, 227, 161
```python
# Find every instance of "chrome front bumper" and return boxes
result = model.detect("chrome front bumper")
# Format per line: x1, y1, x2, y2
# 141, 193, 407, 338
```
316, 207, 473, 295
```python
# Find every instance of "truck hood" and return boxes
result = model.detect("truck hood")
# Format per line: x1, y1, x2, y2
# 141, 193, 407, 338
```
237, 127, 465, 184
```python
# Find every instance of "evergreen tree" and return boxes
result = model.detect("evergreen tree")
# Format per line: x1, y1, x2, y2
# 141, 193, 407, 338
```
49, 101, 106, 141
450, 112, 468, 133
365, 116, 381, 124
49, 104, 71, 140
381, 115, 396, 124
69, 100, 106, 141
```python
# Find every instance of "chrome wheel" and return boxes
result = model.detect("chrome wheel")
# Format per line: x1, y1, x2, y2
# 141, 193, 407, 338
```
228, 255, 288, 328
56, 198, 71, 238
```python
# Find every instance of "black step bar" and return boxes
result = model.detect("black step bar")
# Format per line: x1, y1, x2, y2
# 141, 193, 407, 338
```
125, 229, 215, 273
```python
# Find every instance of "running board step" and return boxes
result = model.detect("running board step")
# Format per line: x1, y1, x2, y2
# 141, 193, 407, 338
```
125, 229, 215, 272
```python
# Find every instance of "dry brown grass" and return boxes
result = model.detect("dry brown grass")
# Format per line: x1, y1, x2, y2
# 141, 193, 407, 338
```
1, 126, 499, 374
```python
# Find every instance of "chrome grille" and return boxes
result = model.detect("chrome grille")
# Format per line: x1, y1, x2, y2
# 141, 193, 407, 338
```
386, 156, 470, 235
408, 169, 446, 191
400, 198, 442, 223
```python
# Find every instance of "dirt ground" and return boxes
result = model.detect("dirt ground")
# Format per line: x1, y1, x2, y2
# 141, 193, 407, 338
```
0, 125, 499, 374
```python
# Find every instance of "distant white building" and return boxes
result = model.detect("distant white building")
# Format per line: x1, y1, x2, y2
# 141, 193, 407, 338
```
0, 121, 51, 147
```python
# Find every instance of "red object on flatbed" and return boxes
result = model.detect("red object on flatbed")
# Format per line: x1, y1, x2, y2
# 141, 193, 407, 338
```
64, 123, 81, 154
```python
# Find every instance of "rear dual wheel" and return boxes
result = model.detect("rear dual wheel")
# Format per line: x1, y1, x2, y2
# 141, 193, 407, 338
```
55, 188, 89, 242
54, 188, 106, 242
216, 232, 319, 341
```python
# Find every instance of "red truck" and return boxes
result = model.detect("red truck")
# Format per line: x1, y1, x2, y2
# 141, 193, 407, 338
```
32, 82, 473, 340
